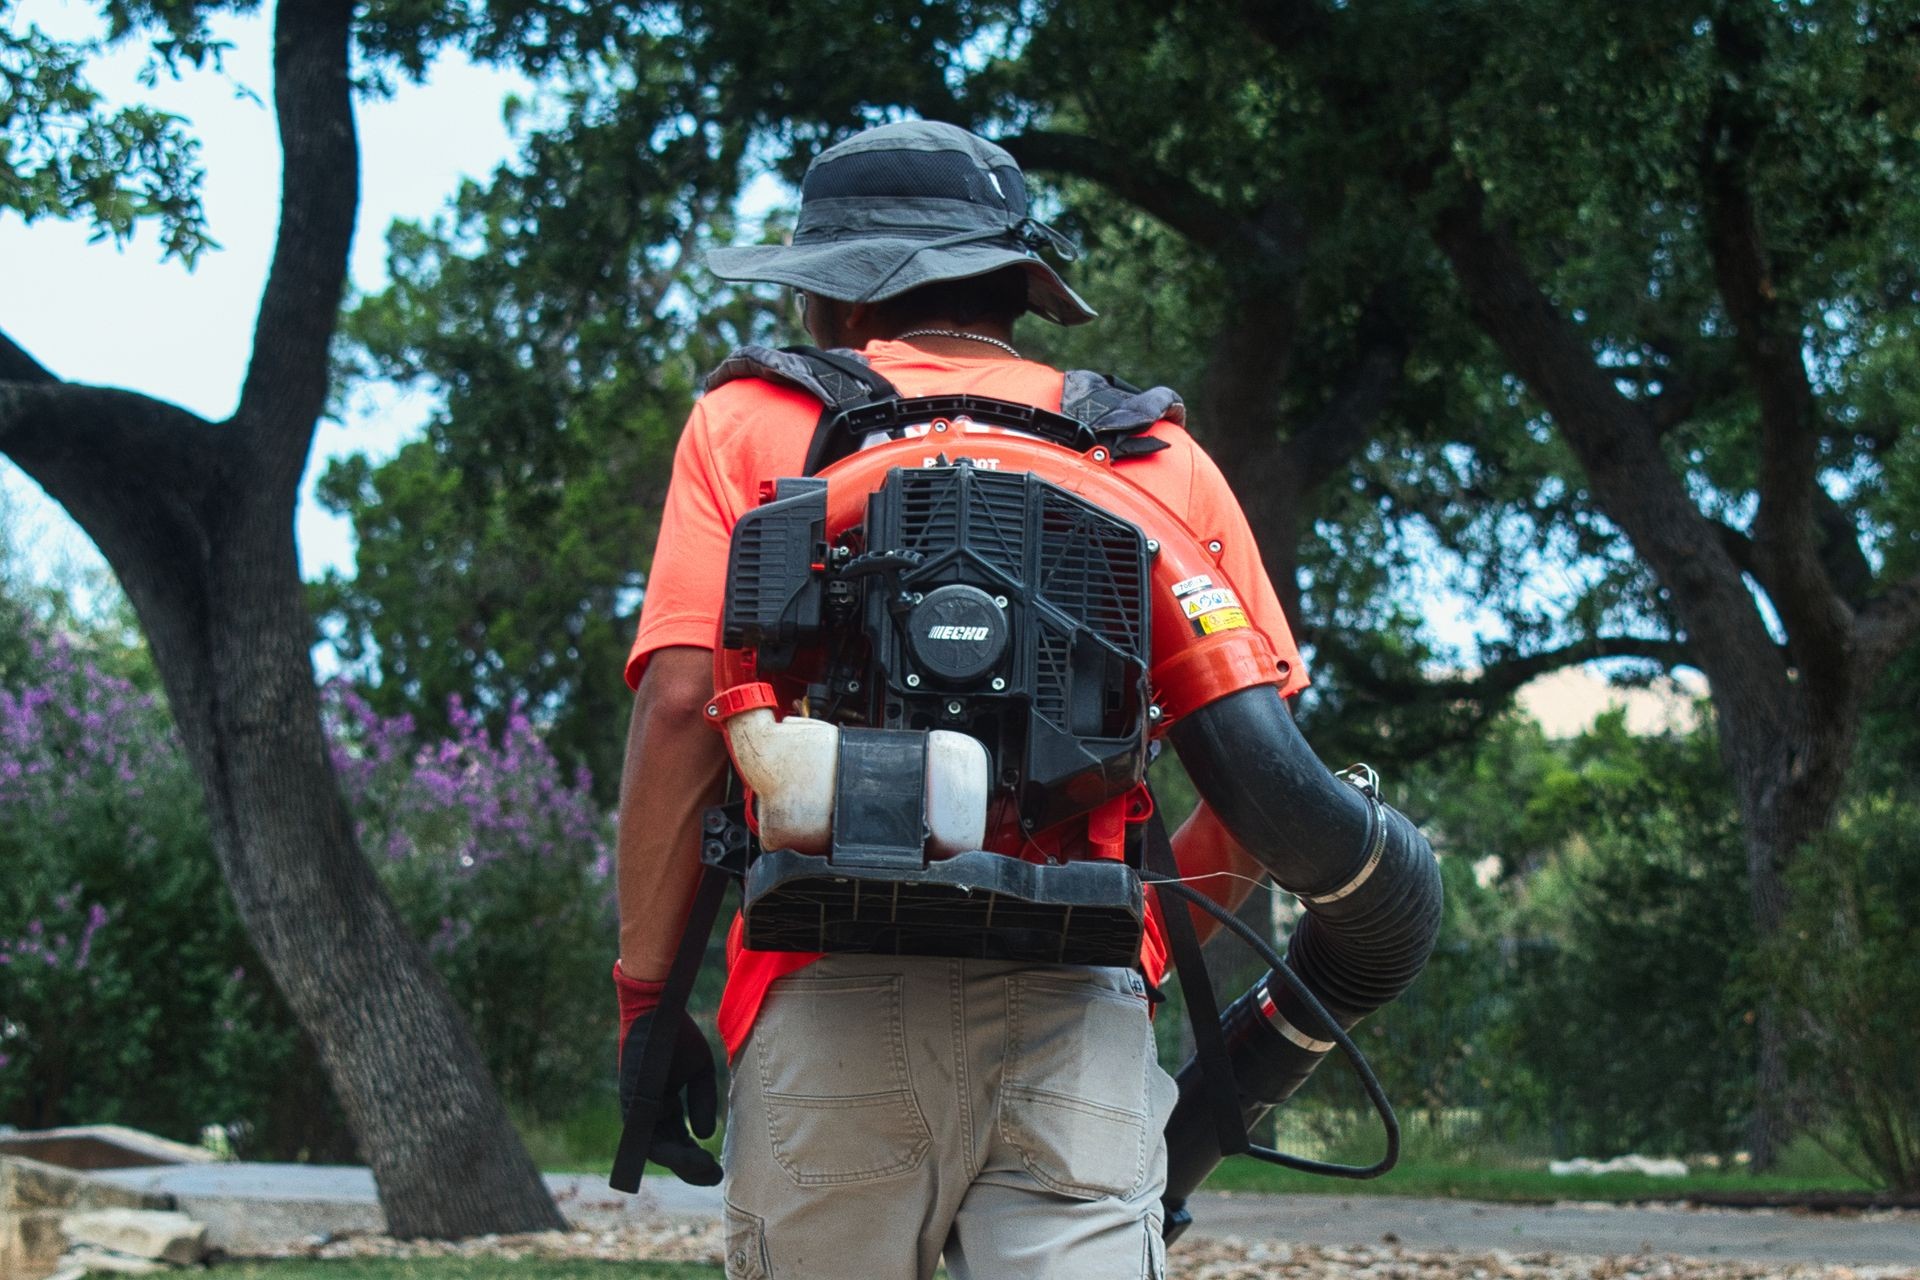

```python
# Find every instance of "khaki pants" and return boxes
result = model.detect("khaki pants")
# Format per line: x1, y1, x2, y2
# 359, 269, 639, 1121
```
721, 955, 1177, 1279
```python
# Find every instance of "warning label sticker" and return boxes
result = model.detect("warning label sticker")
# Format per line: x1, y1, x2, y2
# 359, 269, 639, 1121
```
1197, 607, 1251, 635
1180, 588, 1238, 618
1170, 574, 1214, 598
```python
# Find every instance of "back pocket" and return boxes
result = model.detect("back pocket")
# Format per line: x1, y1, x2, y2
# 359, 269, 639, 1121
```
755, 974, 931, 1186
999, 971, 1153, 1199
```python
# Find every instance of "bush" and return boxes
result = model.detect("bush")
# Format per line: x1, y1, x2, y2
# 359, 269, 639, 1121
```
1496, 720, 1755, 1159
1275, 710, 1757, 1163
326, 684, 617, 1120
1, 596, 620, 1150
0, 631, 328, 1150
1770, 789, 1920, 1191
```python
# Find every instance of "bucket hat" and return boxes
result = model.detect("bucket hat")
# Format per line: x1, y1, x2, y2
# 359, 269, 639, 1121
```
707, 121, 1096, 326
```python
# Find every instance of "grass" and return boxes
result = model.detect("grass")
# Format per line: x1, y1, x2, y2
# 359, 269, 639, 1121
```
213, 1265, 718, 1279
1201, 1127, 1875, 1202
515, 1106, 1875, 1205
515, 1103, 721, 1182
1202, 1155, 1873, 1201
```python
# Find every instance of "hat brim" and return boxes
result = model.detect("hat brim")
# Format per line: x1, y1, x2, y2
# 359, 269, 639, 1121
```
707, 238, 1097, 327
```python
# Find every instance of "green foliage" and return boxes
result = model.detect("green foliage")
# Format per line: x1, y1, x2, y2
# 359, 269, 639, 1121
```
0, 10, 212, 262
1281, 710, 1754, 1160
1495, 716, 1755, 1158
0, 538, 621, 1148
325, 685, 617, 1119
318, 57, 761, 796
1769, 790, 1920, 1191
0, 600, 339, 1155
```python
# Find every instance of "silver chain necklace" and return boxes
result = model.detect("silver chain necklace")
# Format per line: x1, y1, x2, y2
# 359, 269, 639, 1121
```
897, 328, 1022, 359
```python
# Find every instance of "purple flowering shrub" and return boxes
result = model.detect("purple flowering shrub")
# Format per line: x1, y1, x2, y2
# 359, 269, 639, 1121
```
0, 631, 311, 1145
324, 683, 616, 1118
3, 623, 618, 1148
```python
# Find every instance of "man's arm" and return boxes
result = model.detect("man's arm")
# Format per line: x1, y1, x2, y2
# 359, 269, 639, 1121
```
617, 646, 730, 981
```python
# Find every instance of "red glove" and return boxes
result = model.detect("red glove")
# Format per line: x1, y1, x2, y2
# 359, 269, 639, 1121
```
614, 961, 667, 1058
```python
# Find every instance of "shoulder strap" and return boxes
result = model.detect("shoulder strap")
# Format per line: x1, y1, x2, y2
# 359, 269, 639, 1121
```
708, 349, 1184, 471
705, 344, 901, 411
1060, 370, 1186, 444
1142, 797, 1250, 1163
703, 344, 904, 478
608, 855, 732, 1194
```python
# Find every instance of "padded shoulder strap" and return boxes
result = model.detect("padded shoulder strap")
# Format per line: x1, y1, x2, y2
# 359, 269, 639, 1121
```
705, 344, 901, 410
1061, 370, 1187, 438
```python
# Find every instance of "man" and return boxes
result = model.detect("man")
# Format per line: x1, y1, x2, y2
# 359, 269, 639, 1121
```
614, 120, 1306, 1280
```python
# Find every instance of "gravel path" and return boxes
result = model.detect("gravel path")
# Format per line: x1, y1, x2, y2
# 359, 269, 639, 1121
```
1181, 1192, 1920, 1270
274, 1223, 1920, 1279
99, 1164, 1919, 1276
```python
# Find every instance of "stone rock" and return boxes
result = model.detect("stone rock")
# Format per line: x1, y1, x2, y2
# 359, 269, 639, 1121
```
61, 1210, 208, 1265
2, 1155, 172, 1213
55, 1245, 173, 1275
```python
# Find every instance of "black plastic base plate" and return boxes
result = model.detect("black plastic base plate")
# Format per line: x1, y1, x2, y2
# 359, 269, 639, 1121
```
742, 849, 1145, 965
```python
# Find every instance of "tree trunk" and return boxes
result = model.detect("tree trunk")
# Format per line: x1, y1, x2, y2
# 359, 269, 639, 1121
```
1, 383, 567, 1232
1718, 686, 1858, 1169
0, 0, 566, 1233
97, 462, 566, 1236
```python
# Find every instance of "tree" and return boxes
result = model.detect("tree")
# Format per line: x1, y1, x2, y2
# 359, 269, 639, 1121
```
318, 0, 1918, 1164
1262, 0, 1920, 1160
724, 0, 1920, 1162
316, 65, 754, 795
0, 0, 566, 1235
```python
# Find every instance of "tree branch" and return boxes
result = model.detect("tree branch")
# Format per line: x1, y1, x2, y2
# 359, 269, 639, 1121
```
1857, 570, 1920, 684
1425, 177, 1790, 722
1282, 318, 1408, 492
1812, 489, 1875, 608
1700, 11, 1851, 674
1000, 129, 1258, 254
0, 329, 58, 385
1321, 631, 1694, 706
0, 384, 222, 506
0, 383, 226, 627
233, 0, 359, 495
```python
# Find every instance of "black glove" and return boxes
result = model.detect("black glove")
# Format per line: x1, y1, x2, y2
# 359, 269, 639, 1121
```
618, 1008, 723, 1186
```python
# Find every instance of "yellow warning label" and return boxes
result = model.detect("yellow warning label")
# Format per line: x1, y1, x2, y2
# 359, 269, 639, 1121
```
1197, 607, 1250, 635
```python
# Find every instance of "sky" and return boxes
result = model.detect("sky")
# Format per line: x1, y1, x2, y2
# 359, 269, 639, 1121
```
0, 2, 532, 585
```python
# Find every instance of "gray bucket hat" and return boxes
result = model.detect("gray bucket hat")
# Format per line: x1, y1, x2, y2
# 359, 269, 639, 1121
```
707, 121, 1097, 326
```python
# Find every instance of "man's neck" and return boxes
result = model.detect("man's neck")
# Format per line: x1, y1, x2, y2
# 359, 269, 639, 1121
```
882, 324, 1019, 359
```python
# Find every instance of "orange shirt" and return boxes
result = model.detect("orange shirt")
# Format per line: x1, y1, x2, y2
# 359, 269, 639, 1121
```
627, 340, 1308, 1055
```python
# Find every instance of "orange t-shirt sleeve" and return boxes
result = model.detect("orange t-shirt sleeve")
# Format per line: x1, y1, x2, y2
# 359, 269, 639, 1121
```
625, 404, 738, 690
1181, 436, 1310, 699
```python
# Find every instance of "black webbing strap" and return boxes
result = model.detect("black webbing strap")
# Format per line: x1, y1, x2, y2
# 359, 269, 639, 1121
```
793, 347, 903, 477
1142, 802, 1250, 1161
609, 860, 732, 1194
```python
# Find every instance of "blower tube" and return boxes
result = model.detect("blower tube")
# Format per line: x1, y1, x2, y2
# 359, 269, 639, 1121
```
1160, 685, 1444, 1231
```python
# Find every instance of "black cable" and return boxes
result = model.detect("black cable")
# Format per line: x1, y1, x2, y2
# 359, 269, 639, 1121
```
1142, 871, 1401, 1179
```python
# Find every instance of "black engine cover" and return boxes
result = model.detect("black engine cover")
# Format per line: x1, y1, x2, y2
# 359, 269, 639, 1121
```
855, 462, 1152, 833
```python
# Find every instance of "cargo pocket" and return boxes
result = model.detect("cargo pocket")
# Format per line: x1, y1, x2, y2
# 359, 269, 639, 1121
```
1000, 970, 1154, 1199
723, 1199, 771, 1280
755, 974, 931, 1186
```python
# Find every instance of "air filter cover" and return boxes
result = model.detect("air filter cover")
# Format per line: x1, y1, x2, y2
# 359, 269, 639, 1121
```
906, 584, 1010, 682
